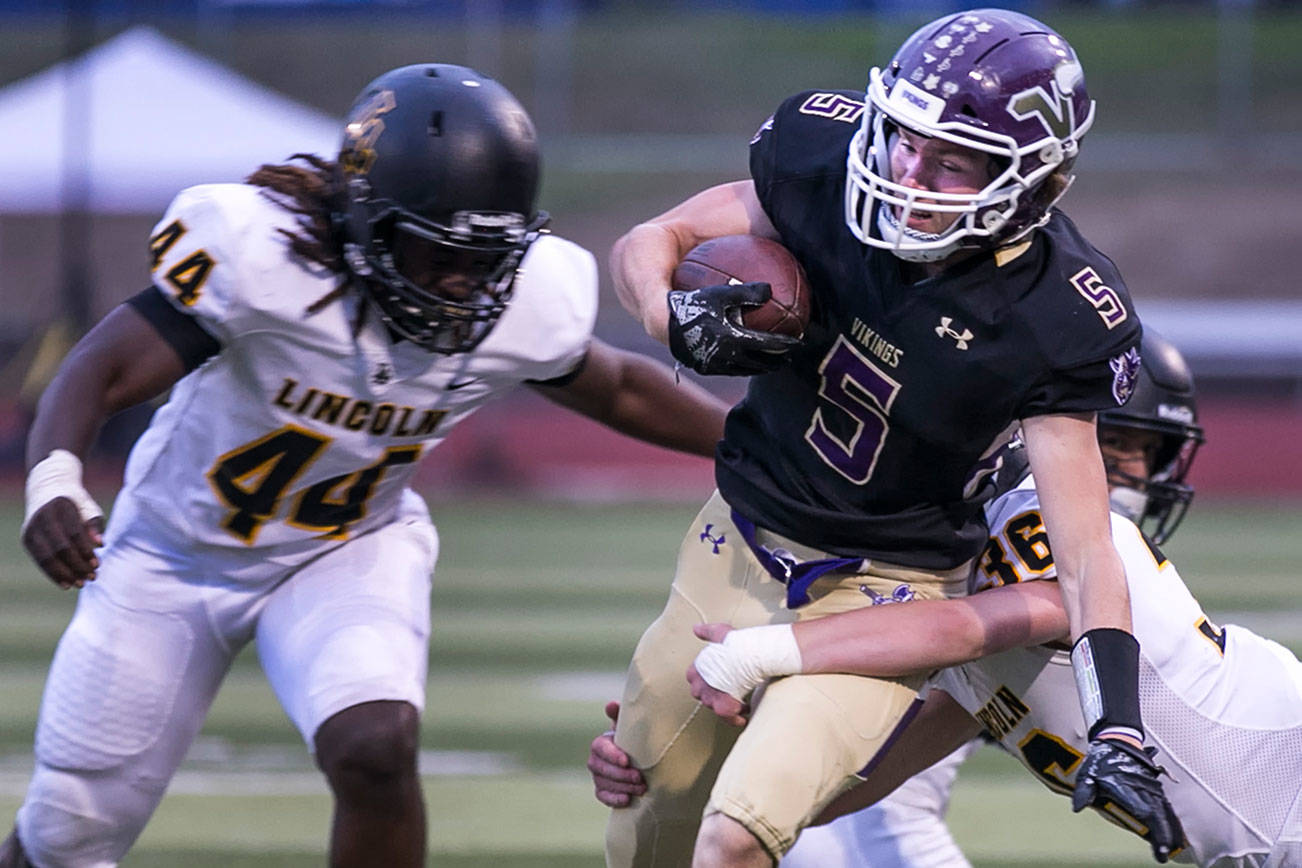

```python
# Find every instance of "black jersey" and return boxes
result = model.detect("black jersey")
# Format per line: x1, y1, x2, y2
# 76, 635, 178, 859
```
715, 89, 1143, 568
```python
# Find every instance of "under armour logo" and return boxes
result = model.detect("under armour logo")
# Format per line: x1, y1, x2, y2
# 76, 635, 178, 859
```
935, 317, 974, 350
372, 362, 393, 385
700, 524, 726, 554
859, 583, 917, 605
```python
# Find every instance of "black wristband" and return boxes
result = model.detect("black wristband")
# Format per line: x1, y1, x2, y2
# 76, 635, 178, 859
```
1070, 627, 1144, 740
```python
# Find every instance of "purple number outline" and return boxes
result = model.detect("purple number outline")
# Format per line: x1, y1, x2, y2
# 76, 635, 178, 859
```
804, 336, 901, 484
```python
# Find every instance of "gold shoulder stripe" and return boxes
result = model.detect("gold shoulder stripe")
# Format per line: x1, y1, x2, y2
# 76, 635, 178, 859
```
994, 240, 1033, 267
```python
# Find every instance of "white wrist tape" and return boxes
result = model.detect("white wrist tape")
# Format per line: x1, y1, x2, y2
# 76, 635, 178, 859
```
23, 449, 103, 533
692, 624, 803, 701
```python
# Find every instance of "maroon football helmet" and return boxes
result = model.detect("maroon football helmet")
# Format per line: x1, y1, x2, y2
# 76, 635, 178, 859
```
845, 8, 1096, 262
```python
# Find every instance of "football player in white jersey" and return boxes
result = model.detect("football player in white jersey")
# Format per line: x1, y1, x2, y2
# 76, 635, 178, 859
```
595, 332, 1302, 865
1, 64, 729, 868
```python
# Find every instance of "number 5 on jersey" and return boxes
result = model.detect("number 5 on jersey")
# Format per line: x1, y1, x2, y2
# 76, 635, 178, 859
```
805, 336, 901, 484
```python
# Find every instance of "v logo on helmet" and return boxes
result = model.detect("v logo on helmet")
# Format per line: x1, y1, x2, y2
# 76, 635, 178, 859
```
1006, 65, 1082, 141
340, 89, 397, 176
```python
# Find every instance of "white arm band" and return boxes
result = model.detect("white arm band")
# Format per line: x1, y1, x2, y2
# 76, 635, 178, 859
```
23, 449, 103, 533
692, 624, 803, 701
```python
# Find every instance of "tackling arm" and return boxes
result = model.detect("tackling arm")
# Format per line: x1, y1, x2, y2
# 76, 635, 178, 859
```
530, 338, 730, 458
795, 579, 1069, 675
686, 581, 1069, 721
609, 180, 777, 344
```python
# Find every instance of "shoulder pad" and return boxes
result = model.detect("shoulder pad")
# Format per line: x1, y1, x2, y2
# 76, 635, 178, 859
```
750, 89, 862, 192
1012, 214, 1142, 370
487, 234, 598, 379
147, 184, 291, 342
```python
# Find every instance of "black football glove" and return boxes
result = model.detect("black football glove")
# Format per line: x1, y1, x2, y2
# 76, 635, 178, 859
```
1072, 738, 1184, 863
666, 282, 800, 376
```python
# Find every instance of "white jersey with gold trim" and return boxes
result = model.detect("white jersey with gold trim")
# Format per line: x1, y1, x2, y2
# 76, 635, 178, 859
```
935, 475, 1302, 867
108, 183, 596, 560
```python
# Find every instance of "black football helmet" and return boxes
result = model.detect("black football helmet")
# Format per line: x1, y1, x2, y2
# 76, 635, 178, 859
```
1099, 330, 1205, 544
337, 63, 549, 353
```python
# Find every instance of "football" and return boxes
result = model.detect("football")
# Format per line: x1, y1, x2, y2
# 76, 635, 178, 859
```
671, 235, 811, 338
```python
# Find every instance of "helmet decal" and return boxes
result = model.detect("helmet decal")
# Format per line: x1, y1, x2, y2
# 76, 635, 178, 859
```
1157, 403, 1196, 425
1007, 63, 1084, 142
886, 79, 946, 125
339, 90, 397, 177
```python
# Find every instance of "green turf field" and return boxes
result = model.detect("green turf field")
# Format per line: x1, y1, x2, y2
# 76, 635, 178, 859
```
0, 494, 1295, 866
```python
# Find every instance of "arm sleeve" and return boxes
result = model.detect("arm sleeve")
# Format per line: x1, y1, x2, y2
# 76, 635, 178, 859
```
125, 286, 221, 372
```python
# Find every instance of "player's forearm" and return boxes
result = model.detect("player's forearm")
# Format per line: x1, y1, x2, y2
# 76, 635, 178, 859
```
26, 305, 187, 469
603, 354, 729, 457
1022, 411, 1132, 639
609, 222, 683, 345
26, 351, 122, 469
1055, 539, 1132, 639
793, 584, 1069, 677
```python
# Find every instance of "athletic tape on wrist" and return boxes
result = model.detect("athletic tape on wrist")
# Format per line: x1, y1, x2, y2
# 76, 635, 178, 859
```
692, 624, 803, 701
23, 449, 103, 533
1071, 627, 1144, 741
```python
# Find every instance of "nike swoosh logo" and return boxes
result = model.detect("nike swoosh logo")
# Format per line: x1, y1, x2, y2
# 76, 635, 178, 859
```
446, 378, 480, 391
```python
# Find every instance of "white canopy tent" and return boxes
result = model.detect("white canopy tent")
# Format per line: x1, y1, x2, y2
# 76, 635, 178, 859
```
0, 26, 341, 214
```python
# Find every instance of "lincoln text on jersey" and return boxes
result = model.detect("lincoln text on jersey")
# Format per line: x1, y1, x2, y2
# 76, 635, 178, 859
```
273, 378, 446, 437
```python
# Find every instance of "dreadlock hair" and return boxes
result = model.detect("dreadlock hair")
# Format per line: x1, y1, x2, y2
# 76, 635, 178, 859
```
246, 154, 352, 315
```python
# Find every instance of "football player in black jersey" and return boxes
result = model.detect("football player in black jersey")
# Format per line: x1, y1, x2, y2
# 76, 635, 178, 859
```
604, 9, 1178, 867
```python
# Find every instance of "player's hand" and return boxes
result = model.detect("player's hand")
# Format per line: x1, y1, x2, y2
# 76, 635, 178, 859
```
666, 282, 800, 376
588, 701, 646, 808
21, 497, 103, 590
687, 623, 750, 726
1071, 737, 1184, 863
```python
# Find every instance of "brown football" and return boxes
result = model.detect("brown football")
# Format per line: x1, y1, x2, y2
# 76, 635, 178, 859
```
671, 235, 811, 338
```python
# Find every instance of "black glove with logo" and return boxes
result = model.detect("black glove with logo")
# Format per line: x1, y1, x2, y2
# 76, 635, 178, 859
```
666, 282, 800, 376
1071, 738, 1184, 863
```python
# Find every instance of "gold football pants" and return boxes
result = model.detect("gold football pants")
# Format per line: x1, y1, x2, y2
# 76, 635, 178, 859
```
605, 491, 971, 866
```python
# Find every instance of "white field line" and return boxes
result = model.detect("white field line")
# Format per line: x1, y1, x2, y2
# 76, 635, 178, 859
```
0, 749, 520, 797
0, 671, 633, 798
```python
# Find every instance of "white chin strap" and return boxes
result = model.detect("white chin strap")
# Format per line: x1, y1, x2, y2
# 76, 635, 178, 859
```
875, 206, 964, 263
1108, 486, 1149, 525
